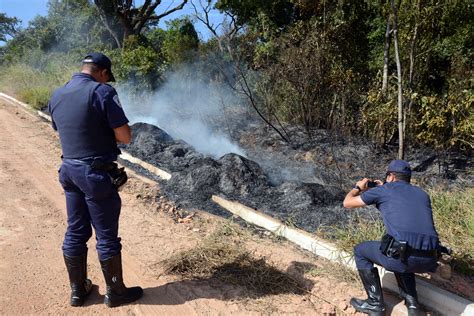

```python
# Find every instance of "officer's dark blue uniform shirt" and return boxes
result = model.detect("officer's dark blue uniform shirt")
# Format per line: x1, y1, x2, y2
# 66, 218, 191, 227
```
361, 181, 439, 251
48, 73, 128, 161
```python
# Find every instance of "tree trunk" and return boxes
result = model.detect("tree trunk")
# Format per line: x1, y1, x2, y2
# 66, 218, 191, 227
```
97, 12, 122, 48
382, 16, 391, 92
404, 0, 419, 144
391, 0, 404, 159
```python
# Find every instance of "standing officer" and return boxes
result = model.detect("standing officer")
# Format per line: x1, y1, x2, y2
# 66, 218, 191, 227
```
343, 160, 439, 316
48, 53, 142, 307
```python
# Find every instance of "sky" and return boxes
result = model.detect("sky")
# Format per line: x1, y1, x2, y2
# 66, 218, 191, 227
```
0, 0, 223, 41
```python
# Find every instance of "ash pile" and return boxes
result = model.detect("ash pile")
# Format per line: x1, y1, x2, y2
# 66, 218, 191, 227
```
121, 122, 368, 232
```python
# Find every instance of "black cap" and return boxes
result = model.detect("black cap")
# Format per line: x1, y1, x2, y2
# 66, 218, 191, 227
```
82, 52, 115, 82
387, 159, 412, 175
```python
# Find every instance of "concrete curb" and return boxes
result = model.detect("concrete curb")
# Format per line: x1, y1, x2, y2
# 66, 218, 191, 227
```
212, 195, 356, 267
120, 152, 172, 180
1, 92, 472, 315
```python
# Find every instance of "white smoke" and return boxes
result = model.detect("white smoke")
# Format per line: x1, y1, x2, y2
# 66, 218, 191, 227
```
117, 65, 246, 159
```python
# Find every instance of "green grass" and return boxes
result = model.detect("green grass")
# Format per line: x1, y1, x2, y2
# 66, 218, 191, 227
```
323, 187, 474, 276
321, 213, 385, 254
430, 187, 474, 275
0, 59, 77, 110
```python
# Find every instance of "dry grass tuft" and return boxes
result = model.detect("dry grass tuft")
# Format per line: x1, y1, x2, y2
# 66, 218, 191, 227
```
161, 224, 306, 296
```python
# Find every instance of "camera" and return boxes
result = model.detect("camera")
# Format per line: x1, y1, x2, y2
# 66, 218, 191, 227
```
367, 181, 377, 188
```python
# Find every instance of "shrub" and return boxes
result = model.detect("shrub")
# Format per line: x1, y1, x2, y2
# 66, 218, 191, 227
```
109, 37, 165, 92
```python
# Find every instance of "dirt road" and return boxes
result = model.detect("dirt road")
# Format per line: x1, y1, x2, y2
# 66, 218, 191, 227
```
0, 99, 408, 315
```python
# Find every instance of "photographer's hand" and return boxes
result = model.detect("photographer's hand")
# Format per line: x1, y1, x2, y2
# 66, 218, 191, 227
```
343, 178, 369, 209
355, 178, 370, 192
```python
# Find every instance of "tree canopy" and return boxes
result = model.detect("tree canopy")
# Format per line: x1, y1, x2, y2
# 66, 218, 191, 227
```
0, 12, 20, 42
0, 0, 472, 154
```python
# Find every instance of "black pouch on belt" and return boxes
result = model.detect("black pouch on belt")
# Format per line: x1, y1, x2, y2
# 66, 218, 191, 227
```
108, 165, 128, 189
91, 160, 127, 189
380, 234, 408, 262
380, 234, 400, 258
380, 234, 394, 256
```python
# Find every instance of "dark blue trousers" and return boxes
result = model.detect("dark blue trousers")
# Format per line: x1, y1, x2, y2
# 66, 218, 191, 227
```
354, 241, 438, 273
59, 160, 122, 261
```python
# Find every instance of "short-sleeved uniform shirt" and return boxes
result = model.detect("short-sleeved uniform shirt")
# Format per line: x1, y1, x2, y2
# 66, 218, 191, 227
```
48, 73, 129, 161
361, 181, 439, 250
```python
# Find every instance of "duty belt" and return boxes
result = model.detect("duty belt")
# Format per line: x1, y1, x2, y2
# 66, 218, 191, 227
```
63, 158, 116, 171
408, 248, 437, 258
380, 234, 438, 260
62, 158, 127, 189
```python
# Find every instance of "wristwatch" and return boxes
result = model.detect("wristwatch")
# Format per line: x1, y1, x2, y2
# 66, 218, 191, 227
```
353, 185, 362, 192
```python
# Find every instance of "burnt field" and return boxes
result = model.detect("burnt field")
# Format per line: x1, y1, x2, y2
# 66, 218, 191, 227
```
120, 122, 473, 234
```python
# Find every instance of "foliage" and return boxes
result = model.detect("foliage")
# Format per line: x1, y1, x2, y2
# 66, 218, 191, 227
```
0, 0, 472, 152
0, 12, 20, 42
110, 36, 165, 92
0, 53, 77, 109
161, 18, 199, 65
362, 88, 398, 145
93, 0, 188, 48
362, 0, 473, 153
417, 87, 473, 151
216, 0, 295, 28
1, 0, 109, 64
430, 188, 474, 275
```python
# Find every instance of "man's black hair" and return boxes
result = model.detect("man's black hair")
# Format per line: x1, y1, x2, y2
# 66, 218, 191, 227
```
392, 172, 411, 183
82, 62, 103, 73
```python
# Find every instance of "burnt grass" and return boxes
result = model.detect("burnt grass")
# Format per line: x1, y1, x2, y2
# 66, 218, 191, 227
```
121, 122, 473, 234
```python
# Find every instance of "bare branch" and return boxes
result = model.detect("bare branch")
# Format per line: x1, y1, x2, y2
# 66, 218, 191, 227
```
133, 0, 161, 32
153, 0, 188, 20
191, 0, 220, 38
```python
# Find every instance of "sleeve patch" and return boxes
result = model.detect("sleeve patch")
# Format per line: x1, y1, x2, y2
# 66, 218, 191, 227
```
113, 94, 122, 108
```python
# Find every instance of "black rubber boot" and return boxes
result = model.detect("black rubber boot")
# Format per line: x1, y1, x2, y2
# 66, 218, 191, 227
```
100, 252, 143, 308
63, 251, 93, 306
350, 267, 385, 315
395, 273, 421, 316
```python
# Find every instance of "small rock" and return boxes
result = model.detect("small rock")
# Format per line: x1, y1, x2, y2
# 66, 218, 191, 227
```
438, 263, 452, 280
192, 228, 200, 232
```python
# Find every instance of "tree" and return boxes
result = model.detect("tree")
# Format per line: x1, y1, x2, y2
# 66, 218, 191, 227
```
191, 0, 242, 55
390, 0, 404, 159
161, 18, 199, 64
94, 0, 188, 48
0, 13, 20, 42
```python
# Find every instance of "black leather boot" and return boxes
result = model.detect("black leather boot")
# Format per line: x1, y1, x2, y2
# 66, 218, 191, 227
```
395, 273, 421, 316
100, 252, 143, 307
350, 267, 385, 315
64, 251, 93, 306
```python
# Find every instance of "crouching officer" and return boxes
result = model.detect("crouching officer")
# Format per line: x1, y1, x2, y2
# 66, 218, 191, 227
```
48, 53, 142, 307
343, 160, 439, 316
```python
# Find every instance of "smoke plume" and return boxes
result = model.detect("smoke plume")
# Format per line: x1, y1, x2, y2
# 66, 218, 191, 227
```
117, 65, 246, 159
